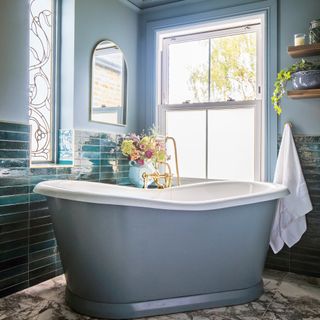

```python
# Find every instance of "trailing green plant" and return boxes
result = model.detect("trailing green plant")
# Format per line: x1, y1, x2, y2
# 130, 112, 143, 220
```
272, 59, 320, 115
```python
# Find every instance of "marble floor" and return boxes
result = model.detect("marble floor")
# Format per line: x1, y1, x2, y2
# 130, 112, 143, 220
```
1, 270, 320, 320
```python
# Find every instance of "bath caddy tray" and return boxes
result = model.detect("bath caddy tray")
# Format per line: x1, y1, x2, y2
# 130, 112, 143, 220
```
287, 88, 320, 99
288, 43, 320, 58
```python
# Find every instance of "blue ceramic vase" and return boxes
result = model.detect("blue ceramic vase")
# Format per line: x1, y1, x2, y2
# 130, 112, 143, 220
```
128, 161, 155, 188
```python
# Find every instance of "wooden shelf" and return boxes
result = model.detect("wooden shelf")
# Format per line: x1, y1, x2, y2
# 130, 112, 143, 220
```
287, 88, 320, 99
288, 43, 320, 58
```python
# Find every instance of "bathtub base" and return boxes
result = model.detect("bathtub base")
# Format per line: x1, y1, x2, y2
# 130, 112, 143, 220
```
65, 281, 264, 319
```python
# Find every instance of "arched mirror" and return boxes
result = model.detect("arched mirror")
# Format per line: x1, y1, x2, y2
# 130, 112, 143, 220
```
90, 40, 127, 125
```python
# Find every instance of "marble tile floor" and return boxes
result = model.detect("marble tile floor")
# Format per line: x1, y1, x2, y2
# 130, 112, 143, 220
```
1, 269, 320, 320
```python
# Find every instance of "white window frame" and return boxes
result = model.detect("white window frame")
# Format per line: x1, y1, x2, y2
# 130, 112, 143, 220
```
157, 16, 265, 181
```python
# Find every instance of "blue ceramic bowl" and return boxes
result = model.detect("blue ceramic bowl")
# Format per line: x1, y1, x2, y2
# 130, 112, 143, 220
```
292, 70, 320, 90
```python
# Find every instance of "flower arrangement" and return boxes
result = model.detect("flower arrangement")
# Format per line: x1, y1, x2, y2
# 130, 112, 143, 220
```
120, 131, 167, 166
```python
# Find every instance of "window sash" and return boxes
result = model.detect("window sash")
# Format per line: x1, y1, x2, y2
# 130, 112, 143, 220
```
161, 24, 262, 106
159, 100, 262, 180
158, 20, 264, 181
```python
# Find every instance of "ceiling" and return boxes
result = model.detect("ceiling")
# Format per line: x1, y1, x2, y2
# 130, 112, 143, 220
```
127, 0, 185, 9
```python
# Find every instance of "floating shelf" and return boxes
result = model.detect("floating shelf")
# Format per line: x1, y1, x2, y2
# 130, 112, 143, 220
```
288, 43, 320, 58
287, 88, 320, 99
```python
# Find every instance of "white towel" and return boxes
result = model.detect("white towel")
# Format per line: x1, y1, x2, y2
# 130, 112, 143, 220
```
270, 123, 313, 254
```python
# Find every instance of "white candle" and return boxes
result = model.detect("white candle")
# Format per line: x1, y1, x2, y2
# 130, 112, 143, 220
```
294, 33, 305, 46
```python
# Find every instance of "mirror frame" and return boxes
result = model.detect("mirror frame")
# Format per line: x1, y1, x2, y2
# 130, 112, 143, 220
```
90, 39, 128, 127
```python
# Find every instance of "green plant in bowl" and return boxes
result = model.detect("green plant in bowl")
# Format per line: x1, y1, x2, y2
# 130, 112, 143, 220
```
272, 59, 320, 115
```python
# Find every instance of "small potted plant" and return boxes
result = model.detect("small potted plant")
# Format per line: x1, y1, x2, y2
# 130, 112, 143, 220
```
272, 59, 320, 115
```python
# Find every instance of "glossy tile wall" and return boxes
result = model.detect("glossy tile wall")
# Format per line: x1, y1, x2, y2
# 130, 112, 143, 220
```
0, 121, 129, 297
266, 135, 320, 277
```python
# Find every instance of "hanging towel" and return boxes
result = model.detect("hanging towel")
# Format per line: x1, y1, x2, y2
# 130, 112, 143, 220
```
270, 123, 313, 254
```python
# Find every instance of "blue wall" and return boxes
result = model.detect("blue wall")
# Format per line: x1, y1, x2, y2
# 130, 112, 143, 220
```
278, 0, 320, 135
0, 0, 140, 134
0, 0, 29, 124
139, 0, 278, 180
72, 0, 140, 133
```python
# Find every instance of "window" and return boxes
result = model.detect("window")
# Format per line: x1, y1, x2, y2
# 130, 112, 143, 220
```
29, 0, 58, 163
158, 16, 264, 181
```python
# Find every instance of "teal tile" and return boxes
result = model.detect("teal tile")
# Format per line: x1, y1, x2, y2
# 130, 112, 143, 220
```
0, 186, 29, 196
29, 168, 56, 176
0, 150, 29, 159
0, 220, 28, 234
0, 194, 29, 206
0, 159, 29, 168
0, 203, 29, 216
0, 131, 30, 142
0, 271, 28, 291
0, 122, 30, 133
0, 177, 29, 187
0, 141, 29, 150
0, 168, 29, 178
29, 193, 47, 203
0, 228, 28, 244
0, 212, 28, 225
0, 264, 28, 280
81, 145, 100, 152
29, 239, 57, 254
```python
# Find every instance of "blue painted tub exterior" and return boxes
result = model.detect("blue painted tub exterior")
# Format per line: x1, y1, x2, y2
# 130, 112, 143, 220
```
46, 196, 278, 319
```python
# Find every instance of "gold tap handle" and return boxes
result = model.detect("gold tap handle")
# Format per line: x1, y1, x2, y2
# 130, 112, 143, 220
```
165, 136, 180, 186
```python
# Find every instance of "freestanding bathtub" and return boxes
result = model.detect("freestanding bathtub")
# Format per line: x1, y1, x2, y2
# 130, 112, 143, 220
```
34, 180, 288, 319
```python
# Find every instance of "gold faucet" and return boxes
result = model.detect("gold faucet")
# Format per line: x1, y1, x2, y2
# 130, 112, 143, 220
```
142, 136, 180, 189
142, 162, 172, 189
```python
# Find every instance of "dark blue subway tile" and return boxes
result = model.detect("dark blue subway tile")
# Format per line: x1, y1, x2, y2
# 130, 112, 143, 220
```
29, 254, 59, 271
29, 269, 56, 287
0, 131, 30, 142
29, 239, 57, 254
0, 122, 30, 133
0, 220, 28, 234
0, 203, 29, 216
0, 255, 28, 272
0, 141, 29, 150
0, 168, 29, 178
0, 150, 29, 159
0, 238, 28, 253
0, 247, 28, 264
0, 272, 29, 291
0, 264, 28, 281
0, 280, 29, 298
30, 200, 48, 211
29, 231, 56, 245
29, 247, 57, 263
0, 194, 29, 206
0, 228, 28, 244
30, 216, 52, 228
0, 185, 29, 197
0, 211, 28, 225
0, 177, 29, 187
29, 193, 47, 203
30, 208, 50, 220
81, 145, 100, 152
29, 167, 56, 176
0, 159, 29, 168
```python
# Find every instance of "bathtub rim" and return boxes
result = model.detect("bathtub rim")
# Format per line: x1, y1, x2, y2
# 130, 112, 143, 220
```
34, 179, 289, 211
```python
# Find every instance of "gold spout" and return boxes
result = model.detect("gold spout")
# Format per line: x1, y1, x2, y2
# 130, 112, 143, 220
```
165, 136, 180, 186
